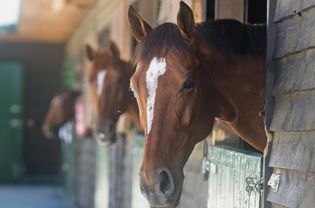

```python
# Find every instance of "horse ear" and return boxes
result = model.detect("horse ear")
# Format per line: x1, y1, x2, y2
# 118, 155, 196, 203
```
85, 44, 96, 61
177, 1, 195, 39
109, 41, 120, 58
128, 5, 152, 42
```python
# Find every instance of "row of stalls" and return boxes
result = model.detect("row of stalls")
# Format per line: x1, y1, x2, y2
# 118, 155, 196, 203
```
58, 0, 271, 208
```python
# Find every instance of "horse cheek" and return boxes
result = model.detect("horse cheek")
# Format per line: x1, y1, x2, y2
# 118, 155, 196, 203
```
181, 102, 193, 128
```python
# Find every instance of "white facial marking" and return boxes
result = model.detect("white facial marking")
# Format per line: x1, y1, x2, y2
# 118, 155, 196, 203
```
145, 57, 167, 135
97, 70, 107, 96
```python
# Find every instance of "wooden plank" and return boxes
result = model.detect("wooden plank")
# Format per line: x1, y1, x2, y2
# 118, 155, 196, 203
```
273, 49, 315, 95
215, 0, 244, 22
94, 144, 110, 208
207, 146, 262, 208
267, 168, 315, 208
263, 0, 277, 205
271, 204, 287, 208
65, 0, 125, 58
274, 0, 315, 22
270, 90, 315, 131
273, 7, 315, 58
131, 134, 150, 208
269, 131, 315, 172
0, 0, 87, 43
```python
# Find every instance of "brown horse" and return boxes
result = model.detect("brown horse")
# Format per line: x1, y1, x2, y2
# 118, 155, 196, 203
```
42, 90, 80, 139
86, 41, 140, 145
128, 2, 266, 207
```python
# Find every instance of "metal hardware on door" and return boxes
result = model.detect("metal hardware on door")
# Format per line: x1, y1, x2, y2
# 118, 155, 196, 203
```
9, 119, 23, 128
9, 105, 22, 114
202, 157, 210, 180
245, 176, 264, 196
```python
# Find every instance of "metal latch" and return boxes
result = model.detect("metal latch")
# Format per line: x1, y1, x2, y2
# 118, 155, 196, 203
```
245, 176, 264, 196
202, 157, 210, 180
267, 172, 281, 192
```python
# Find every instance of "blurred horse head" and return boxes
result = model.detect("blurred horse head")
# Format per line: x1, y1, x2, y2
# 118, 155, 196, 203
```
42, 90, 80, 139
86, 41, 140, 145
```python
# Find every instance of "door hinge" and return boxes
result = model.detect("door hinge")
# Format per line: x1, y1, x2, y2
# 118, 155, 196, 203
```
245, 176, 264, 196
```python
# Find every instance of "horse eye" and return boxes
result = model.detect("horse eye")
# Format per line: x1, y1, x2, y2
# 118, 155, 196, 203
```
181, 77, 196, 92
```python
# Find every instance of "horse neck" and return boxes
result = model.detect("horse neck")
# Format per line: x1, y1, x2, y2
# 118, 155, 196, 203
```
201, 53, 266, 151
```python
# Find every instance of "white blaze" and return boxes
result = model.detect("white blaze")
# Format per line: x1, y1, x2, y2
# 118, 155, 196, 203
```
145, 57, 167, 135
97, 70, 107, 96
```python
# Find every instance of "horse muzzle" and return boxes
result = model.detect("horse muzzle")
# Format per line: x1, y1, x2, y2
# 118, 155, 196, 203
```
94, 121, 116, 146
140, 168, 183, 208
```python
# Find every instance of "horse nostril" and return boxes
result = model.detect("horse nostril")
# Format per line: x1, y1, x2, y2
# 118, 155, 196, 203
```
159, 170, 173, 196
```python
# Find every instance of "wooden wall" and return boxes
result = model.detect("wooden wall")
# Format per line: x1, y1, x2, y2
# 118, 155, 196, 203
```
266, 1, 315, 207
215, 0, 244, 21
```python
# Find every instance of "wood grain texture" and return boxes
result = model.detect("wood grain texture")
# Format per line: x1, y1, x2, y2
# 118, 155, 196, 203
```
269, 131, 315, 172
0, 0, 92, 43
273, 49, 315, 95
274, 0, 315, 22
207, 146, 262, 208
273, 7, 315, 58
271, 204, 287, 208
267, 168, 315, 208
270, 90, 315, 131
65, 0, 124, 59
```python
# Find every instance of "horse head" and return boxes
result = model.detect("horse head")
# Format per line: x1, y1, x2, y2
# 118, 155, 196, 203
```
86, 41, 134, 145
128, 2, 218, 207
42, 90, 80, 139
128, 1, 266, 207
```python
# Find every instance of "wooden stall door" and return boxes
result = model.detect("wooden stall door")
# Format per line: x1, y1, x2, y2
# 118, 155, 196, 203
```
0, 63, 24, 183
132, 134, 150, 208
207, 146, 262, 208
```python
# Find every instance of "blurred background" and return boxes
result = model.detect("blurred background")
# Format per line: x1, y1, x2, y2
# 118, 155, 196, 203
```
0, 0, 266, 207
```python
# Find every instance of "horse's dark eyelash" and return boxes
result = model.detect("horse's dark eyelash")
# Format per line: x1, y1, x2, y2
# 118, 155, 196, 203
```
179, 77, 196, 93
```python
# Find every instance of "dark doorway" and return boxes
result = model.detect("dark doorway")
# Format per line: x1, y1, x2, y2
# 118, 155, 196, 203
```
206, 0, 215, 21
245, 0, 267, 24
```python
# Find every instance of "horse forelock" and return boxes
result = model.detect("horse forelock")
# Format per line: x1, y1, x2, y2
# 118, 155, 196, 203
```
132, 23, 192, 67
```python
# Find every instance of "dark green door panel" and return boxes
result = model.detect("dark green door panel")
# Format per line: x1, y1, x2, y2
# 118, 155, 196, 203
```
0, 63, 24, 182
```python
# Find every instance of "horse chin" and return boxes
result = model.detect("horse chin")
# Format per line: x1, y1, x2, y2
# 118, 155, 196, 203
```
147, 187, 182, 208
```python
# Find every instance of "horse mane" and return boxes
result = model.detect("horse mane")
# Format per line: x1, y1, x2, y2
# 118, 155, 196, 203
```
133, 20, 266, 65
133, 23, 191, 65
195, 19, 266, 56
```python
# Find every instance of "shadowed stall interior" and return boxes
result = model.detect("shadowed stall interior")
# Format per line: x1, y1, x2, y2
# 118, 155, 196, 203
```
0, 42, 64, 177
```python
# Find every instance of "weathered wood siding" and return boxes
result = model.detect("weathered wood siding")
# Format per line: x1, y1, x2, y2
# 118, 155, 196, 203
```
266, 1, 315, 207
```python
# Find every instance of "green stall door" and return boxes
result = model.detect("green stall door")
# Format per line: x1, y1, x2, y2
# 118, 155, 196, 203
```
207, 146, 262, 208
0, 63, 24, 183
132, 134, 150, 208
